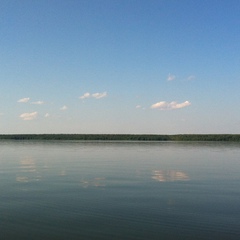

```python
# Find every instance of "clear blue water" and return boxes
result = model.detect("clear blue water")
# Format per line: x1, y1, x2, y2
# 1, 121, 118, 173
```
0, 141, 240, 239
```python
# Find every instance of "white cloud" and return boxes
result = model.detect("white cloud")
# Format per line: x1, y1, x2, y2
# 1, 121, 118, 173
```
151, 101, 191, 110
45, 113, 50, 118
18, 97, 30, 103
20, 112, 38, 120
167, 74, 176, 81
31, 101, 44, 105
60, 105, 67, 111
79, 92, 107, 100
92, 92, 107, 99
136, 105, 142, 109
187, 75, 196, 81
79, 92, 91, 99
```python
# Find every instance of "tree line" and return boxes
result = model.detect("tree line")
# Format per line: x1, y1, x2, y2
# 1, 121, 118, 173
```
0, 134, 240, 141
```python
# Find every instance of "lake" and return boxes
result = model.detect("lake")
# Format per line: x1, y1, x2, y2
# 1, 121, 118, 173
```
0, 141, 240, 239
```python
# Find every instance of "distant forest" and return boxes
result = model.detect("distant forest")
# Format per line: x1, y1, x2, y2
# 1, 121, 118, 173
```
0, 134, 240, 141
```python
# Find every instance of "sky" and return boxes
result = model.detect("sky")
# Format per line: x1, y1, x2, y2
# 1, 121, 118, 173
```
1, 0, 240, 134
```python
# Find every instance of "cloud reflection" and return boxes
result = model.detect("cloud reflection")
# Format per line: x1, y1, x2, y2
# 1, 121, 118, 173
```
80, 177, 106, 188
16, 157, 41, 183
16, 176, 29, 183
60, 170, 66, 176
152, 170, 189, 182
19, 158, 36, 173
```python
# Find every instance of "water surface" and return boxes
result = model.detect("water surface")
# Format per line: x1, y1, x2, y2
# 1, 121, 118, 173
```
0, 141, 240, 239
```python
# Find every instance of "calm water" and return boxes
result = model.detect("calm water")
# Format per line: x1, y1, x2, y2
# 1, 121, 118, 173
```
0, 141, 240, 240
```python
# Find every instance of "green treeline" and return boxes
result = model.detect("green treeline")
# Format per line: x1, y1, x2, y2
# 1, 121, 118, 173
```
0, 134, 240, 141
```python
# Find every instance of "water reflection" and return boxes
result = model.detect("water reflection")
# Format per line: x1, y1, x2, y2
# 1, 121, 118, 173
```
16, 176, 29, 183
80, 177, 106, 188
16, 157, 41, 183
59, 170, 66, 176
152, 170, 189, 182
19, 158, 36, 173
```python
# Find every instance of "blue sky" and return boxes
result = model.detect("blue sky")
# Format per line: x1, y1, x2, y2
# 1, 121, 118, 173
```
1, 0, 240, 134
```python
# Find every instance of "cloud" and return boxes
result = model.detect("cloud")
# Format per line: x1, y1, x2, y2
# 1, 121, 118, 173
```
31, 101, 44, 105
18, 97, 30, 103
92, 92, 107, 99
20, 112, 38, 120
79, 92, 107, 100
187, 75, 196, 81
60, 105, 67, 111
151, 101, 191, 110
79, 92, 91, 99
45, 113, 50, 118
167, 74, 176, 81
136, 105, 146, 110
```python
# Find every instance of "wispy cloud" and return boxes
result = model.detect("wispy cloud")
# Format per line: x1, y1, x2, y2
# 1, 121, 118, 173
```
45, 113, 50, 118
31, 101, 44, 105
151, 101, 191, 110
79, 92, 107, 100
92, 92, 107, 99
18, 97, 30, 103
20, 112, 38, 120
60, 105, 67, 111
136, 105, 146, 110
167, 74, 176, 81
187, 75, 196, 81
79, 92, 91, 99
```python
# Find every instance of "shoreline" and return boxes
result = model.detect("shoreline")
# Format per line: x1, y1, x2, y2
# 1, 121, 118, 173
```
0, 134, 240, 142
